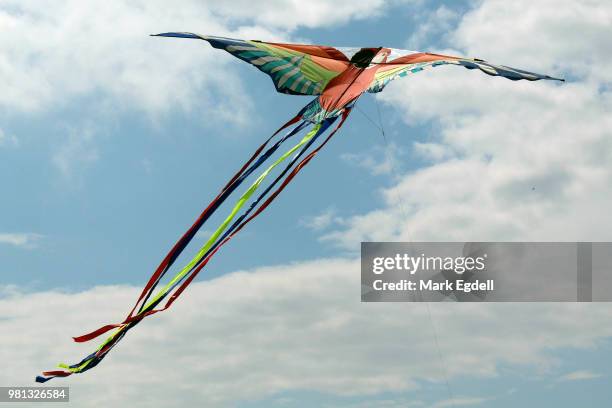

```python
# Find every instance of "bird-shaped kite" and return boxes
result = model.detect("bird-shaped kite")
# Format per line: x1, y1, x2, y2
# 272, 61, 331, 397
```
36, 33, 563, 382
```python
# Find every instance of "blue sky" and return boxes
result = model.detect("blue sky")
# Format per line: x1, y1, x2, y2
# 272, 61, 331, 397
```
1, 0, 612, 407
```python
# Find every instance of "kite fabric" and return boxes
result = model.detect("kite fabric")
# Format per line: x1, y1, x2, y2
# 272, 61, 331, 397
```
36, 33, 563, 383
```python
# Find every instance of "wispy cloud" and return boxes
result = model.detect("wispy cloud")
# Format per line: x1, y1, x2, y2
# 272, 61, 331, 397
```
299, 207, 343, 231
341, 142, 406, 177
413, 142, 454, 162
0, 233, 43, 249
406, 5, 460, 49
433, 396, 488, 408
52, 126, 99, 180
558, 370, 603, 382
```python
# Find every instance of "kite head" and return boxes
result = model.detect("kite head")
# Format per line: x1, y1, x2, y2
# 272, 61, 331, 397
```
350, 47, 390, 68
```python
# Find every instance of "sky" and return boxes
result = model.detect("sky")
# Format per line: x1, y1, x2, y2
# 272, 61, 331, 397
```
1, 0, 612, 406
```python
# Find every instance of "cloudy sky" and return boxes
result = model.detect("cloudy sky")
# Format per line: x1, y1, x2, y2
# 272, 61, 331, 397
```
1, 0, 611, 406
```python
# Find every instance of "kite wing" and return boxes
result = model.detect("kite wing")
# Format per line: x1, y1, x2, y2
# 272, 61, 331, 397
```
153, 33, 350, 95
367, 49, 564, 93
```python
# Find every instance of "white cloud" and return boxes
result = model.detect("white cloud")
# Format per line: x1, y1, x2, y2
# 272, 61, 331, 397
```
210, 0, 409, 31
331, 397, 425, 408
2, 259, 612, 407
413, 142, 454, 162
406, 5, 460, 49
51, 126, 99, 179
299, 207, 342, 231
432, 396, 488, 408
341, 142, 407, 177
558, 369, 603, 382
451, 0, 612, 82
0, 0, 265, 120
0, 233, 42, 248
324, 0, 612, 247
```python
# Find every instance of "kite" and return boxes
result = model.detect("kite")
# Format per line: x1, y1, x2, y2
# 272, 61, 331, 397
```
36, 33, 563, 382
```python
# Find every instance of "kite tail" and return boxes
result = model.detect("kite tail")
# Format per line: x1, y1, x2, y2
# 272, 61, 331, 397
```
36, 105, 351, 383
71, 115, 305, 344
35, 115, 303, 383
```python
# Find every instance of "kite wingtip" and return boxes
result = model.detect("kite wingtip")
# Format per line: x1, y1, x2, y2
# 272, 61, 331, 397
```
35, 375, 49, 383
150, 32, 201, 39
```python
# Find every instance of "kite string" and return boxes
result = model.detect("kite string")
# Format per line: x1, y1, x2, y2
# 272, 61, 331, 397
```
370, 96, 457, 407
